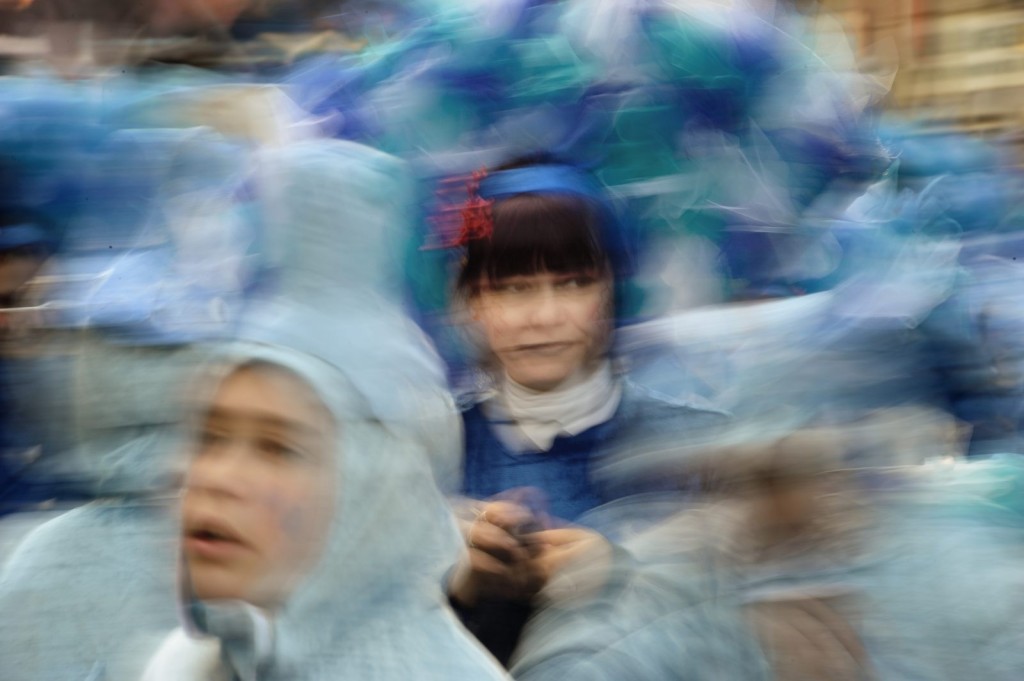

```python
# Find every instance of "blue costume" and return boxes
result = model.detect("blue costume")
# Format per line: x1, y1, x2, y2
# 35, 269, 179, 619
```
461, 381, 727, 525
456, 380, 727, 667
443, 152, 730, 665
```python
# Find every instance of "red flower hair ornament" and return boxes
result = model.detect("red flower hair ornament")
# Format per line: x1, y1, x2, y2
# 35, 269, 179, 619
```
429, 169, 494, 249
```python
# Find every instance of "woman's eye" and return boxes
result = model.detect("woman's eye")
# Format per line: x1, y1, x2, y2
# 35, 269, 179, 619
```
557, 276, 595, 289
493, 281, 531, 294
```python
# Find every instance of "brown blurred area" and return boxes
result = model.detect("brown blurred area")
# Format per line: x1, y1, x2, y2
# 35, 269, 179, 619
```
0, 0, 222, 69
0, 0, 354, 70
817, 0, 1024, 153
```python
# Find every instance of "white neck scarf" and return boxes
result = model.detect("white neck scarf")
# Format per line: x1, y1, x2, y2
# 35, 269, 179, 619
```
490, 361, 622, 452
141, 629, 231, 681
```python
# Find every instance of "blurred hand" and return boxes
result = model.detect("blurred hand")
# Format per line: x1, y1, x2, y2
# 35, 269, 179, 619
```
528, 527, 613, 605
528, 528, 608, 580
448, 501, 546, 607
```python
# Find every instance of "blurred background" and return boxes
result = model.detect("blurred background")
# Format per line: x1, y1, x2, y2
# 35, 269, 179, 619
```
818, 0, 1024, 152
0, 0, 1021, 541
1, 4, 1024, 679
0, 0, 1021, 533
2, 0, 1022, 147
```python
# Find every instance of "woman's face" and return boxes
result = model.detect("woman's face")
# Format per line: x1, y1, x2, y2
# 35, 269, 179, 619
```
470, 270, 613, 391
181, 364, 336, 608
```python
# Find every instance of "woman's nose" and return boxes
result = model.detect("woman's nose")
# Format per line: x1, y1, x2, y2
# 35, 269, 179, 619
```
526, 288, 564, 326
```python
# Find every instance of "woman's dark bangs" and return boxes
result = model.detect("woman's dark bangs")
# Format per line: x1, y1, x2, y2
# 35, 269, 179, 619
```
483, 194, 606, 282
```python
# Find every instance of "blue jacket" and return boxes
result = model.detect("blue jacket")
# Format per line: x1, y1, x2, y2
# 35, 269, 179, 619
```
455, 379, 728, 665
460, 380, 729, 526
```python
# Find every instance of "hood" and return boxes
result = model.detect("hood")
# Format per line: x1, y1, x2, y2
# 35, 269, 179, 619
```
181, 340, 464, 679
173, 140, 491, 680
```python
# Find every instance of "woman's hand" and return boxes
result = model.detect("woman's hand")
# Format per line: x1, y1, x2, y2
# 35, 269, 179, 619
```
528, 528, 613, 606
449, 502, 614, 608
448, 501, 546, 607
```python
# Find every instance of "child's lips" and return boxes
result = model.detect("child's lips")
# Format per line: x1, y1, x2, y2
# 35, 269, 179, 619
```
185, 534, 250, 561
183, 520, 251, 560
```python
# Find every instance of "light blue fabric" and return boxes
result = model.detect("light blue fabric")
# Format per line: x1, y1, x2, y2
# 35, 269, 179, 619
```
0, 501, 181, 681
0, 138, 496, 681
512, 503, 773, 681
621, 186, 1006, 465
246, 139, 461, 489
0, 85, 254, 681
0, 338, 202, 681
160, 140, 507, 680
57, 127, 253, 345
512, 464, 1024, 681
179, 343, 502, 681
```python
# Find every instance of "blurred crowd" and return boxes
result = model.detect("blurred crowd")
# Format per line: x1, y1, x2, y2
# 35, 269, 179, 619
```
2, 1, 1024, 680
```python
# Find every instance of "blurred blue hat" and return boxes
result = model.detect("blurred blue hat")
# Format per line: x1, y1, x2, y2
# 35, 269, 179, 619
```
48, 127, 253, 344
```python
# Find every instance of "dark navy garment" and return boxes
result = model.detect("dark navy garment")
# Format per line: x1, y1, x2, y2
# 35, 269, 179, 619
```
460, 380, 728, 524
454, 379, 728, 666
461, 404, 607, 523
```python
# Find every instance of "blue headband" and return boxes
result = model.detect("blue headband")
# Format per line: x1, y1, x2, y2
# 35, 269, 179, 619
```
477, 165, 604, 203
476, 164, 635, 282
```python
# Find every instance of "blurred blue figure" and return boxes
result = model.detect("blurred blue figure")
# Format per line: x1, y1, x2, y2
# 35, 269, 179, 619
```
626, 151, 1024, 461
953, 255, 1024, 454
875, 128, 1024, 455
141, 139, 509, 681
0, 120, 254, 680
0, 208, 61, 515
0, 108, 81, 514
279, 0, 891, 356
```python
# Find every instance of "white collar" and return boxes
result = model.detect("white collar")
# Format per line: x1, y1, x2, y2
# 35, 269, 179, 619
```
489, 361, 622, 452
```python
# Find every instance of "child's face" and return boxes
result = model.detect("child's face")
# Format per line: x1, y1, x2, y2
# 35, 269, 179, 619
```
470, 270, 612, 391
182, 364, 336, 608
